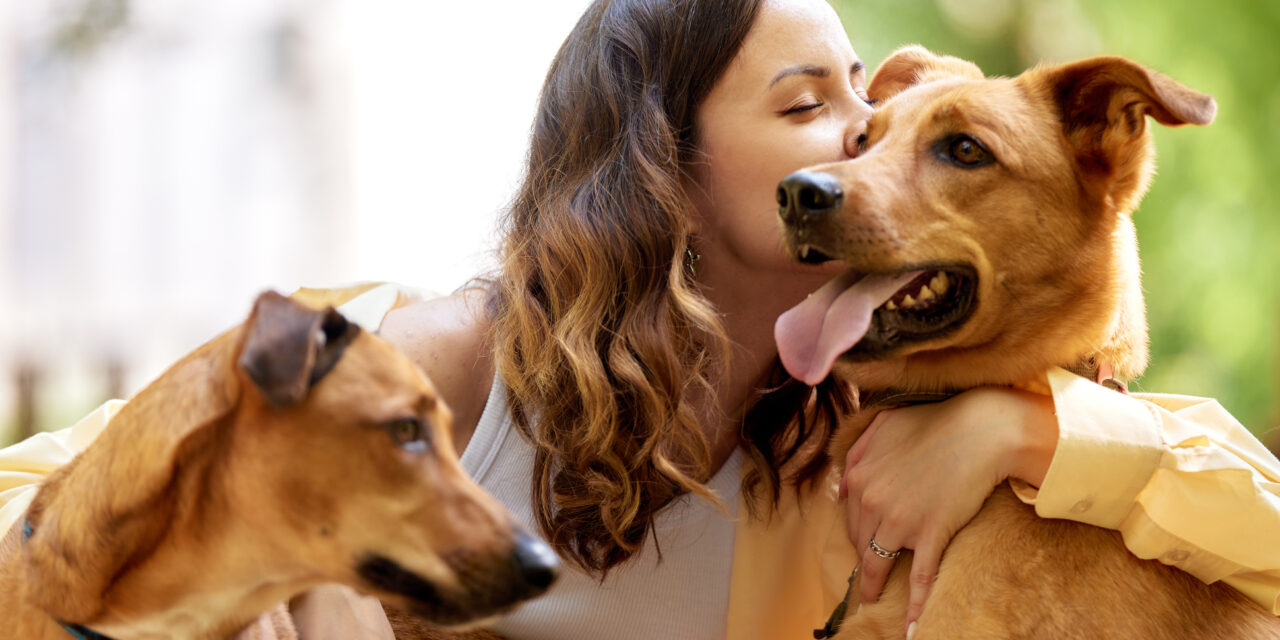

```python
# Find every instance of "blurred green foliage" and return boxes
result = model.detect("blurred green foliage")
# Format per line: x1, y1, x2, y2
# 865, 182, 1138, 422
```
835, 0, 1280, 439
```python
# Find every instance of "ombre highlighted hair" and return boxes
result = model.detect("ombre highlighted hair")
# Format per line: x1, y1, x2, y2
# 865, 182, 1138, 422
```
487, 0, 853, 574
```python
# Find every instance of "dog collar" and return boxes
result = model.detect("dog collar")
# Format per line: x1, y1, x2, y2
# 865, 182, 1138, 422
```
56, 622, 115, 640
813, 567, 857, 638
21, 518, 119, 640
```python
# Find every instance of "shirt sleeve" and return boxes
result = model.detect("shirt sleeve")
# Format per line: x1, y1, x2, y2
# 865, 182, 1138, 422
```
1010, 367, 1280, 614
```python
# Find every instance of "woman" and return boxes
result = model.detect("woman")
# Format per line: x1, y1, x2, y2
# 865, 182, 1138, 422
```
4, 0, 1278, 638
369, 0, 1280, 636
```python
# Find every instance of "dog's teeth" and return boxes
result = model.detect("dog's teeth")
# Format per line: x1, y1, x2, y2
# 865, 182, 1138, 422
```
917, 286, 935, 302
930, 273, 949, 294
885, 300, 898, 311
902, 293, 916, 308
799, 246, 810, 260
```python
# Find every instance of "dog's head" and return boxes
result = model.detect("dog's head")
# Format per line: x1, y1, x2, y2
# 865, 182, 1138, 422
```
230, 292, 559, 626
22, 291, 556, 629
774, 46, 1215, 392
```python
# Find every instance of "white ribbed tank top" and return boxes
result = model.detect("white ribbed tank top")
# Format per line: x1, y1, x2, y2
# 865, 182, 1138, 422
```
458, 375, 743, 639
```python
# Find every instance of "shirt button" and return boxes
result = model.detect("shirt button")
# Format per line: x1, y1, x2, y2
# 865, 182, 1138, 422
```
1070, 499, 1092, 514
1163, 550, 1190, 563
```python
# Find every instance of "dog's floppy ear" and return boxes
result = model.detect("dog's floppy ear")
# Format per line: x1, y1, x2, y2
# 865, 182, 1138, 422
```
238, 291, 360, 407
869, 45, 984, 103
1032, 56, 1215, 212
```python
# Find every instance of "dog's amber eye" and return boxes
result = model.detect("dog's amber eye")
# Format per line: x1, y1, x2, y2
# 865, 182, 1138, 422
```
943, 135, 993, 167
386, 418, 427, 451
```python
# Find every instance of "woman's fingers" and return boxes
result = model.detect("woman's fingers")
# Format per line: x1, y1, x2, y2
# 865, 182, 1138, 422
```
839, 416, 883, 499
905, 537, 943, 628
836, 390, 1044, 630
842, 451, 873, 543
858, 540, 901, 605
846, 414, 883, 467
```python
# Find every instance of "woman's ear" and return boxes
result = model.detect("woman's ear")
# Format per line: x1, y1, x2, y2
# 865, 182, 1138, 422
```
868, 45, 984, 103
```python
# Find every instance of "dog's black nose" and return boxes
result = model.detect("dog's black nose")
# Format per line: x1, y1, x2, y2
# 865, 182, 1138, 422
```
511, 532, 559, 595
777, 171, 843, 225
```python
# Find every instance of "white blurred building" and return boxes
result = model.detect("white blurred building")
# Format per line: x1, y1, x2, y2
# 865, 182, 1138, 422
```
0, 0, 589, 440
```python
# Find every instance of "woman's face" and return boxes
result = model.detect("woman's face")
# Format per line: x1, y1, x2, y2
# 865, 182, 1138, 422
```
689, 0, 872, 300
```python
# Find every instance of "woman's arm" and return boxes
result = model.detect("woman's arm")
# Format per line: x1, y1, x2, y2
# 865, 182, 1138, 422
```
843, 368, 1280, 630
1016, 368, 1280, 612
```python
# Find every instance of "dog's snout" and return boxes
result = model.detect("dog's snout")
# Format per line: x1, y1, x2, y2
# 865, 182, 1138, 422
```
511, 532, 559, 595
777, 171, 843, 225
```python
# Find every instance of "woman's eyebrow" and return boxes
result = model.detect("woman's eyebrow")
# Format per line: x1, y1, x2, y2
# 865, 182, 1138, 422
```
770, 61, 865, 88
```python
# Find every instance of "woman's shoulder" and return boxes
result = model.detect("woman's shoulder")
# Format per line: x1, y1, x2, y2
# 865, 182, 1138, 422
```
379, 287, 494, 450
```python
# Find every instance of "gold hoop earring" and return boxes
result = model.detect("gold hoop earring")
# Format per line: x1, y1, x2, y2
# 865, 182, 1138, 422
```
684, 247, 702, 277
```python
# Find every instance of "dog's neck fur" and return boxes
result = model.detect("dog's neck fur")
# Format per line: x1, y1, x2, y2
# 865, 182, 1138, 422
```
84, 425, 320, 639
86, 502, 319, 639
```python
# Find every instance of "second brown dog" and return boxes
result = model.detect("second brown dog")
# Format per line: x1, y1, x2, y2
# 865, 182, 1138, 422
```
0, 291, 557, 639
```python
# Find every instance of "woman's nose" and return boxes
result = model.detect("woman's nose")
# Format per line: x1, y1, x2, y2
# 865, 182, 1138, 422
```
843, 99, 874, 158
843, 115, 869, 158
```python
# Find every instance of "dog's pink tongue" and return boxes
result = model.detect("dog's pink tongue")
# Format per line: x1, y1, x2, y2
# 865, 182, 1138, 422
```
775, 270, 923, 385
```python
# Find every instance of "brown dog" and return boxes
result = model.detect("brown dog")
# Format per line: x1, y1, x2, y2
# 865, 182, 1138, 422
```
774, 47, 1280, 639
0, 291, 557, 639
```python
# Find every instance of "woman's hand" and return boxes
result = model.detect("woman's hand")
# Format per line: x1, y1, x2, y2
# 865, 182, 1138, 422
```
839, 387, 1058, 632
289, 584, 396, 640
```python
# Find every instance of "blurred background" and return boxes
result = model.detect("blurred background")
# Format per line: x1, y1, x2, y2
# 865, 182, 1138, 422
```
1, 0, 1276, 449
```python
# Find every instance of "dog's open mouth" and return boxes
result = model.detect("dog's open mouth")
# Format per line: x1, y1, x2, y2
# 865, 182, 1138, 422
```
775, 265, 976, 384
856, 266, 975, 356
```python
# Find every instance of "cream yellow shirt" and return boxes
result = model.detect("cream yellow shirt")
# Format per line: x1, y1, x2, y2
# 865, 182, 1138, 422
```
2, 283, 1277, 639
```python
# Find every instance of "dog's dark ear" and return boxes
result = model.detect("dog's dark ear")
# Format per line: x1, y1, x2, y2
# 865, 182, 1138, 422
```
1035, 56, 1215, 211
1049, 56, 1216, 132
238, 291, 360, 407
869, 45, 983, 103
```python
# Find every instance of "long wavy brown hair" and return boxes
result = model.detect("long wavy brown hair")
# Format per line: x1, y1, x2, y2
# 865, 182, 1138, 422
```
487, 0, 854, 575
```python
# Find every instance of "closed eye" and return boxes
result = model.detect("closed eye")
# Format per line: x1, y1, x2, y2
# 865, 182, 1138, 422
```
784, 101, 823, 115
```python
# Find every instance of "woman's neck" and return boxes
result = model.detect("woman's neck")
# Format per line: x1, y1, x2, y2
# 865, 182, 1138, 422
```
692, 265, 834, 473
